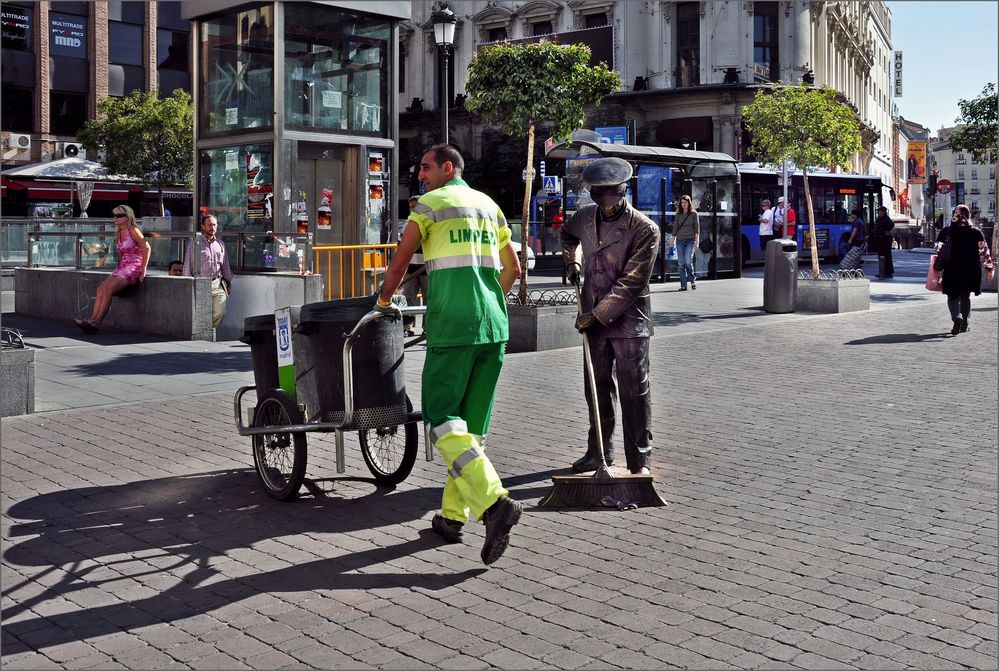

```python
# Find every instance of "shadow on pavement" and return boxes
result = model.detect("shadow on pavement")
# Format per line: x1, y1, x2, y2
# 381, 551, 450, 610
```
844, 332, 952, 345
1, 469, 481, 650
0, 313, 177, 348
68, 350, 251, 376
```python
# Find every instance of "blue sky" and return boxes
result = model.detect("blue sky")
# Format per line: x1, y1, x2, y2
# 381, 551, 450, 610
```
887, 1, 998, 133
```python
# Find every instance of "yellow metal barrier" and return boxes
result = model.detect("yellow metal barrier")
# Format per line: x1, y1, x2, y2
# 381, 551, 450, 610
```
312, 243, 395, 300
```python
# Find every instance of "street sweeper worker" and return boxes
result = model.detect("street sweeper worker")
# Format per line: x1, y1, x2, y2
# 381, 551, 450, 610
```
376, 143, 523, 565
561, 157, 660, 475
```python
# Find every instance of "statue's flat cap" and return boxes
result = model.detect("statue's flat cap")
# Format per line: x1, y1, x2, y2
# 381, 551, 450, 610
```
582, 157, 633, 186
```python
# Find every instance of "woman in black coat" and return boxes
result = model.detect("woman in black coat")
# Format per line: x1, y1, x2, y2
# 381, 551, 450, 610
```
937, 204, 995, 335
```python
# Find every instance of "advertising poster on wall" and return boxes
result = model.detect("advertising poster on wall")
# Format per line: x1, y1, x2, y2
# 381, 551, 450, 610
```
317, 188, 333, 230
906, 141, 926, 184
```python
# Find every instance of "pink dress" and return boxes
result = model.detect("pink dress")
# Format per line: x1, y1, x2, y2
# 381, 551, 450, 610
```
111, 230, 145, 284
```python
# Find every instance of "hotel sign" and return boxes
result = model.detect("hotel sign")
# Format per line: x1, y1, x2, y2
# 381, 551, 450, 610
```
893, 51, 903, 97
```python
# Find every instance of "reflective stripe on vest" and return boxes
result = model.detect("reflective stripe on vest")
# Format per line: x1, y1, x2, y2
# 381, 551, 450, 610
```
425, 253, 500, 273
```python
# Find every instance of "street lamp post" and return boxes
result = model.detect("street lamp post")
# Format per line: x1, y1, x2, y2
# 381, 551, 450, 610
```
432, 4, 457, 144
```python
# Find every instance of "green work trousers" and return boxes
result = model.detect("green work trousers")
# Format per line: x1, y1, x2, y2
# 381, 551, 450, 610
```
423, 342, 508, 524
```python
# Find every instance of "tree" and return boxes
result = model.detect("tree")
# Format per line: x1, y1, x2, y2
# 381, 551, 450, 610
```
465, 41, 620, 303
78, 89, 194, 216
741, 84, 862, 278
948, 82, 998, 253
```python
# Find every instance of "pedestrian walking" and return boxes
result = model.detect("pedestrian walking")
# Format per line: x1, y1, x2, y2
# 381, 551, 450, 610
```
561, 157, 661, 475
874, 205, 895, 279
376, 144, 523, 565
74, 205, 150, 335
847, 209, 866, 248
936, 204, 995, 335
671, 195, 700, 291
183, 214, 233, 329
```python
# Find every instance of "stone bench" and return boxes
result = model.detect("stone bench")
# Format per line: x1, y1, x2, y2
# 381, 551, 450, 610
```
14, 268, 322, 341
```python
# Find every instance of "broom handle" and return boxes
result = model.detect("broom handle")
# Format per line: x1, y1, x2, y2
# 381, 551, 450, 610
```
575, 281, 608, 469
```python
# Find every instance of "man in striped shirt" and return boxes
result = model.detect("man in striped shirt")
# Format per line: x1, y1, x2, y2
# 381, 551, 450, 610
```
378, 144, 522, 565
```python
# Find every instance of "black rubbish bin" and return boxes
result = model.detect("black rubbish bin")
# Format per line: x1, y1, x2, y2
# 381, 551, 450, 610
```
764, 238, 797, 313
294, 296, 407, 429
240, 314, 280, 394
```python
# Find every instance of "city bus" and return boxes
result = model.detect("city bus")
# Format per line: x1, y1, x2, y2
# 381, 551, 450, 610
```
738, 163, 895, 263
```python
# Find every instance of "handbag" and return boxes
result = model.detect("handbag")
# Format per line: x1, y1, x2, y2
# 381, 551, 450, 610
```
926, 255, 943, 292
934, 240, 951, 271
699, 237, 712, 254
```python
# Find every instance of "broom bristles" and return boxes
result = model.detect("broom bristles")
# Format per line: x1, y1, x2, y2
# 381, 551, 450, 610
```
538, 474, 667, 508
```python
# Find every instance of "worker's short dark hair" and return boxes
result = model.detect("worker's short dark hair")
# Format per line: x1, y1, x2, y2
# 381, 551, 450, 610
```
408, 195, 420, 203
428, 144, 464, 174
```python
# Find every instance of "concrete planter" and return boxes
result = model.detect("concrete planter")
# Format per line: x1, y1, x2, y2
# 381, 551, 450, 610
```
796, 276, 870, 313
507, 303, 580, 353
1, 347, 35, 417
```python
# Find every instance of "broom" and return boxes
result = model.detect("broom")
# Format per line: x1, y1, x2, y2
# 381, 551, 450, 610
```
538, 282, 667, 509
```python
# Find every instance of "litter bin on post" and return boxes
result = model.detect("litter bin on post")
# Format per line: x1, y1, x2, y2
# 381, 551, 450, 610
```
764, 238, 797, 313
293, 296, 408, 428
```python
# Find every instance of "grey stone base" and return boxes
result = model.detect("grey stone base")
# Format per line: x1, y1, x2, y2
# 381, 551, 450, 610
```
796, 277, 870, 313
1, 347, 35, 416
982, 272, 997, 293
507, 304, 580, 353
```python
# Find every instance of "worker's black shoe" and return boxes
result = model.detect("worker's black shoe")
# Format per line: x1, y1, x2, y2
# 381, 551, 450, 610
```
571, 451, 614, 473
431, 514, 464, 544
481, 496, 522, 565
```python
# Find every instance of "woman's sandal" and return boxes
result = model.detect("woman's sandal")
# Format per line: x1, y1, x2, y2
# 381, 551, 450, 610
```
74, 319, 99, 335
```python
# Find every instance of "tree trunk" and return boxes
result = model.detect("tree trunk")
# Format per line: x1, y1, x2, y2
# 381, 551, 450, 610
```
518, 122, 535, 306
803, 168, 819, 279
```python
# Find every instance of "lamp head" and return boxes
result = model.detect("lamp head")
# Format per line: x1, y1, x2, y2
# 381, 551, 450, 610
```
432, 4, 457, 47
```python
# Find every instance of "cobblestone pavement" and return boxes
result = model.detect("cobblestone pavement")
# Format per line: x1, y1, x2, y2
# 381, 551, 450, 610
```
2, 273, 997, 669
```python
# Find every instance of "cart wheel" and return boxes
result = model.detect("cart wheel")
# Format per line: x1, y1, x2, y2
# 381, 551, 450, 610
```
358, 396, 419, 485
252, 389, 307, 501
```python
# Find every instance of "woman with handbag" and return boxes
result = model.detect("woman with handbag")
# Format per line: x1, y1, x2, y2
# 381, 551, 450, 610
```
671, 195, 700, 291
935, 204, 995, 335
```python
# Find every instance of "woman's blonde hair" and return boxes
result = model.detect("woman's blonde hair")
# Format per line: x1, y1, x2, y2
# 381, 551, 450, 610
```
114, 204, 139, 230
675, 194, 696, 216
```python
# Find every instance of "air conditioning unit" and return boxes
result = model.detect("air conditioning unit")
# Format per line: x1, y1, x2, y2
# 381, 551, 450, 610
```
8, 133, 30, 150
60, 142, 85, 159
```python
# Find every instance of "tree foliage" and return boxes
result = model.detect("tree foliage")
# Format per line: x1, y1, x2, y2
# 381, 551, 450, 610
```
742, 84, 862, 277
78, 89, 194, 215
948, 83, 998, 252
465, 41, 620, 302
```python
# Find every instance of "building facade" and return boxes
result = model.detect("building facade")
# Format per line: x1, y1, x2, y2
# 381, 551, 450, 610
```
399, 0, 896, 210
932, 126, 996, 227
1, 0, 194, 215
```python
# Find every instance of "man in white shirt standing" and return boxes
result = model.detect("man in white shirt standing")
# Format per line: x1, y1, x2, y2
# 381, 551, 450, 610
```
183, 214, 233, 330
773, 196, 786, 238
758, 199, 775, 250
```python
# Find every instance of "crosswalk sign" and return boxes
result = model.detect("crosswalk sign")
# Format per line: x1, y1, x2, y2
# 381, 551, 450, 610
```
543, 176, 560, 193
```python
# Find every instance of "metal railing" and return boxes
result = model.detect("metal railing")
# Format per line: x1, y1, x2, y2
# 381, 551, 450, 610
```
22, 230, 313, 274
312, 243, 395, 300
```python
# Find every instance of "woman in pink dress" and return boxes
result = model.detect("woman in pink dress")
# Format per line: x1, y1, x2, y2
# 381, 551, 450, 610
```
74, 205, 150, 334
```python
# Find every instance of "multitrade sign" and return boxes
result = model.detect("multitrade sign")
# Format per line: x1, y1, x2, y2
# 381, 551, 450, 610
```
50, 13, 85, 58
893, 51, 903, 97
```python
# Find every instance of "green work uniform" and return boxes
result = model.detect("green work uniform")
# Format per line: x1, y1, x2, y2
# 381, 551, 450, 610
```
409, 178, 511, 524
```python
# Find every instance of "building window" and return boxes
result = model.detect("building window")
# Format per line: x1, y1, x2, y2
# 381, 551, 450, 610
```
584, 13, 608, 28
199, 143, 273, 232
753, 2, 779, 83
109, 22, 143, 66
283, 4, 389, 136
157, 29, 191, 95
971, 167, 978, 180
531, 20, 553, 36
958, 169, 964, 180
399, 50, 406, 93
1, 85, 33, 131
200, 6, 274, 136
107, 1, 144, 24
676, 3, 699, 87
487, 26, 508, 42
1, 4, 32, 51
50, 91, 88, 135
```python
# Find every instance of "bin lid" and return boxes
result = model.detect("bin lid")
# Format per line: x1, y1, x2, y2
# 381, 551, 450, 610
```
780, 239, 797, 251
299, 296, 377, 325
243, 314, 276, 334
